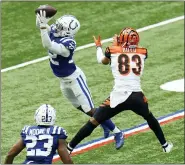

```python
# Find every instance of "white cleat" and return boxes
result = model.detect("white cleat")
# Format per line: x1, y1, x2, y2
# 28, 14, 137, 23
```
163, 142, 173, 153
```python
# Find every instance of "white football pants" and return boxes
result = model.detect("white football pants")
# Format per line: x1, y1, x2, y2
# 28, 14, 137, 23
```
59, 67, 94, 113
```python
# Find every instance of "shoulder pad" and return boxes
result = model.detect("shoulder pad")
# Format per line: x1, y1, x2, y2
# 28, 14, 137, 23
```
20, 125, 30, 137
60, 37, 76, 50
51, 126, 68, 139
108, 46, 123, 54
136, 47, 148, 59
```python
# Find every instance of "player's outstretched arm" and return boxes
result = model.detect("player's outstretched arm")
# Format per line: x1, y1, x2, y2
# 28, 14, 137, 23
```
4, 139, 25, 164
37, 10, 70, 57
93, 36, 110, 65
39, 27, 70, 57
58, 139, 74, 164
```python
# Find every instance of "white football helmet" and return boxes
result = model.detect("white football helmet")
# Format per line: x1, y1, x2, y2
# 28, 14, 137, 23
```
54, 15, 80, 37
34, 104, 56, 126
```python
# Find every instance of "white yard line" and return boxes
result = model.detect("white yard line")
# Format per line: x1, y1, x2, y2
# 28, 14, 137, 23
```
1, 15, 184, 73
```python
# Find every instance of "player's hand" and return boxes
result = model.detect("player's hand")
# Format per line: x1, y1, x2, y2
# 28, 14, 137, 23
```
93, 36, 102, 47
36, 10, 52, 29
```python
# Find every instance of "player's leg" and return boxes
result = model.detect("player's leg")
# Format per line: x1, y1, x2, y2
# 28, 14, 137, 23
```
60, 82, 81, 108
68, 104, 124, 152
73, 71, 121, 138
60, 77, 115, 138
129, 92, 173, 153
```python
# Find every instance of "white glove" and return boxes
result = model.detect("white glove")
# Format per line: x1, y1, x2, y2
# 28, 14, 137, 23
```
36, 10, 53, 29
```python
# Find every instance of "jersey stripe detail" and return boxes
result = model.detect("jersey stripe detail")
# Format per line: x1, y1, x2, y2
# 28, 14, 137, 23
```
60, 37, 72, 42
46, 104, 48, 122
52, 126, 58, 134
79, 75, 94, 105
25, 126, 30, 134
62, 39, 76, 44
77, 77, 94, 109
57, 127, 62, 134
22, 126, 27, 132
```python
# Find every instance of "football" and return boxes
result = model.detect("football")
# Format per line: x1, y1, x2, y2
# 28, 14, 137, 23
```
35, 5, 57, 18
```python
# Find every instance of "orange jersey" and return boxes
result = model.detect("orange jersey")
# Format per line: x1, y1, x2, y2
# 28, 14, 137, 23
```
105, 46, 147, 92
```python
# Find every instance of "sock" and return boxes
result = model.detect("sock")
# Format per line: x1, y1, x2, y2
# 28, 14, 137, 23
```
162, 142, 168, 148
145, 113, 167, 145
69, 120, 97, 149
112, 127, 121, 133
101, 120, 121, 133
101, 119, 116, 131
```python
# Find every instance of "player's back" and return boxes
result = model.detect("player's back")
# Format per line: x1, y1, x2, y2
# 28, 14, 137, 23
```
106, 45, 147, 91
21, 125, 67, 164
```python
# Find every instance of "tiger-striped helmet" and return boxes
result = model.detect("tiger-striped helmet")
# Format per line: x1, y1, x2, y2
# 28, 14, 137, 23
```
117, 27, 139, 47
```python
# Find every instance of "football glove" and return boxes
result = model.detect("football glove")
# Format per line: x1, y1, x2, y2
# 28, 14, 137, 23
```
36, 10, 52, 29
93, 35, 102, 47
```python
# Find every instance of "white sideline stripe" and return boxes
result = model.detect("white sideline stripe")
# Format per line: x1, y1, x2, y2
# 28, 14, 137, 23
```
1, 15, 184, 73
53, 111, 184, 159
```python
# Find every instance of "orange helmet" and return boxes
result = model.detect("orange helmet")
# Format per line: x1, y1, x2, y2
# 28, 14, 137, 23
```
117, 27, 139, 47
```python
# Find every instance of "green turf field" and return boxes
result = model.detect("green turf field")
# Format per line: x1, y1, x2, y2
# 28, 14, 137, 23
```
1, 1, 184, 164
1, 1, 183, 68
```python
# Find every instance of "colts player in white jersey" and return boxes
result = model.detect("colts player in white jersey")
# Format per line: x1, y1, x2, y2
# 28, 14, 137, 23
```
67, 27, 173, 154
36, 10, 123, 145
4, 104, 73, 164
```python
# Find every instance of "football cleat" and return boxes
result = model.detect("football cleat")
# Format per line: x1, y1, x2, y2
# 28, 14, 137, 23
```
163, 142, 173, 153
114, 132, 124, 150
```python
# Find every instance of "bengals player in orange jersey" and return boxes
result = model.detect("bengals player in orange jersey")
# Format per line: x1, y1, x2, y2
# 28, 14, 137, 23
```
67, 28, 173, 155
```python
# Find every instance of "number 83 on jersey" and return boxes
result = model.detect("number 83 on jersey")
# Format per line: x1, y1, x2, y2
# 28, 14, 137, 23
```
116, 53, 146, 77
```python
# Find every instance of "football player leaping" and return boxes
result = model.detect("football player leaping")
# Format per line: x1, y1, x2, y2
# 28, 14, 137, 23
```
4, 104, 73, 164
67, 27, 173, 154
36, 10, 123, 148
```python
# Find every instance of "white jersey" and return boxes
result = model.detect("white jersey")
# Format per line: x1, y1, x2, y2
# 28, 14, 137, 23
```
104, 46, 148, 107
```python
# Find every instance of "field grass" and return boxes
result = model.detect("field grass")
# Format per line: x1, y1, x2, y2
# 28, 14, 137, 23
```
2, 19, 184, 163
1, 1, 183, 68
1, 1, 184, 164
71, 119, 184, 164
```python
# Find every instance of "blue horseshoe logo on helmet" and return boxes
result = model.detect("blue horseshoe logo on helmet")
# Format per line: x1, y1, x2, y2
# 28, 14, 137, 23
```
69, 20, 78, 30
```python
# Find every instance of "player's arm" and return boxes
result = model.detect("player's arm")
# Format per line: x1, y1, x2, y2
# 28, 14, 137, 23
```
4, 139, 25, 164
36, 10, 70, 57
58, 139, 74, 164
93, 36, 110, 65
96, 47, 110, 65
39, 28, 70, 57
